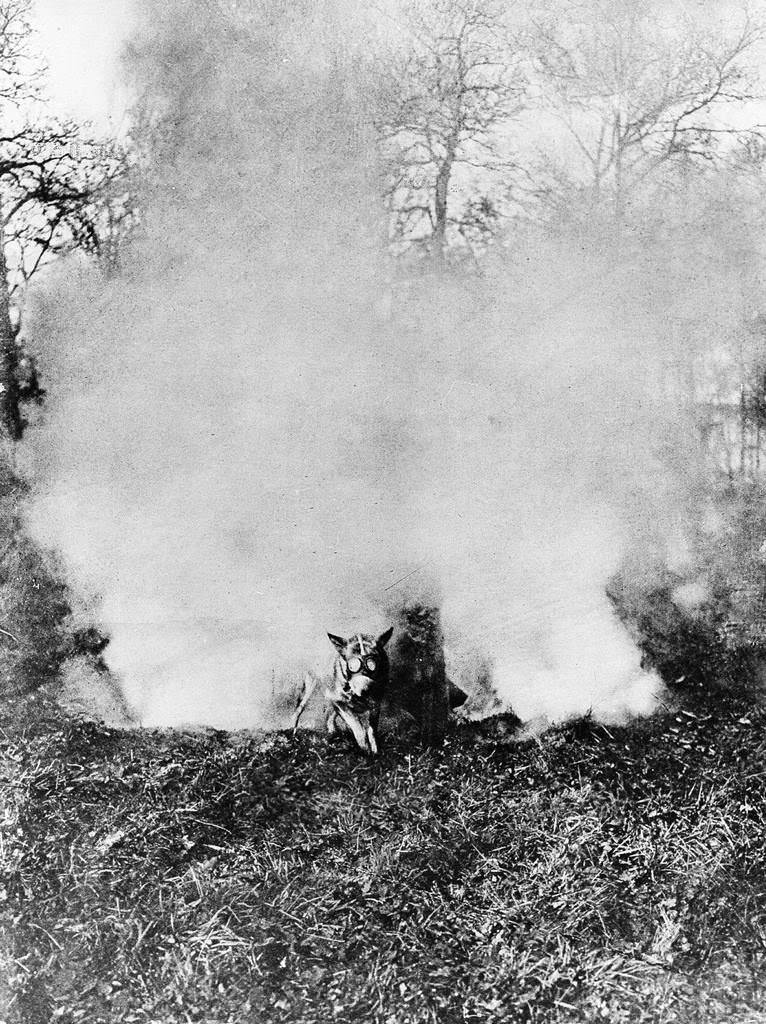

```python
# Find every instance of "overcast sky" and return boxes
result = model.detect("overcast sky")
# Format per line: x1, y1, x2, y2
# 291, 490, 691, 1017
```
28, 0, 766, 136
31, 0, 136, 132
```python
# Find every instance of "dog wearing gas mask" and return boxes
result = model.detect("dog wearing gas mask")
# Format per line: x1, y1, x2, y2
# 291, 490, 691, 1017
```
292, 627, 393, 755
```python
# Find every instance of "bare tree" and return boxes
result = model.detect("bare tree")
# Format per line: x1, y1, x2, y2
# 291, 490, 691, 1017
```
531, 0, 764, 228
0, 0, 132, 439
378, 0, 527, 266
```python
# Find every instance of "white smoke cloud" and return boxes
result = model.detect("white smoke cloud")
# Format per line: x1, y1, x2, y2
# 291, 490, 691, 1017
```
19, 1, 729, 729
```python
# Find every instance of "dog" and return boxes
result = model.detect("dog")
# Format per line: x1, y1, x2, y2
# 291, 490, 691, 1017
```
292, 627, 394, 755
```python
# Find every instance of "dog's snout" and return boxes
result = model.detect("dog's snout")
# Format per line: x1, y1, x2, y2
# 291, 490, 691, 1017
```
349, 674, 374, 698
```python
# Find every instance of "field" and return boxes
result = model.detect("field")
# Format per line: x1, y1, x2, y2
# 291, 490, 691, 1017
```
1, 686, 766, 1024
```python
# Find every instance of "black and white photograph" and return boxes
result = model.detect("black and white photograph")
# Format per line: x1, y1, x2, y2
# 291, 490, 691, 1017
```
2, 0, 766, 1021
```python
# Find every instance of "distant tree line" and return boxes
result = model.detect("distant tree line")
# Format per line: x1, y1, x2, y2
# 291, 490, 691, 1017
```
0, 0, 135, 441
1, 0, 766, 472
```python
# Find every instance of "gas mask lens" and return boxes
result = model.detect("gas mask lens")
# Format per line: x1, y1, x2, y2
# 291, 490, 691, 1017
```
346, 655, 377, 674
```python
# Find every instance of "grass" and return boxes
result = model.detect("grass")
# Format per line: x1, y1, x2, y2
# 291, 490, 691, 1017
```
1, 448, 765, 1022
2, 688, 766, 1024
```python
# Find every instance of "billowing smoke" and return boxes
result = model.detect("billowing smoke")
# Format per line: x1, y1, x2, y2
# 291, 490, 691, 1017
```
20, 1, 720, 727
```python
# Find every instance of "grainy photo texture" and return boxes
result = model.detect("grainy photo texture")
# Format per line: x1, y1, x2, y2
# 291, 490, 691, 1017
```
3, 0, 766, 1021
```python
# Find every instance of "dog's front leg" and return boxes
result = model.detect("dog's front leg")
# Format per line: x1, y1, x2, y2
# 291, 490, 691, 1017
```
292, 671, 319, 735
366, 705, 380, 755
365, 726, 378, 755
335, 704, 374, 753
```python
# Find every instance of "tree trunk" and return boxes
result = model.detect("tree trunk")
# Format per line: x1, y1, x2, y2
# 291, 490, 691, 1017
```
0, 217, 21, 441
432, 131, 458, 266
757, 421, 761, 475
613, 113, 624, 232
741, 385, 748, 478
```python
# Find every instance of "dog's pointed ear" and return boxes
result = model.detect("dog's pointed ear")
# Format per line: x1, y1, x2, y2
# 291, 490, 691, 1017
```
327, 633, 346, 652
377, 626, 394, 649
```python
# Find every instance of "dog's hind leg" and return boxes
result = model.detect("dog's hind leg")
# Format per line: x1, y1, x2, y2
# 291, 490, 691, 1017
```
292, 671, 319, 735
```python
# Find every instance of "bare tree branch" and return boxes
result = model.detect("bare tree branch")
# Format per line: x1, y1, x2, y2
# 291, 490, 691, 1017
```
532, 0, 764, 227
377, 0, 528, 265
0, 0, 138, 437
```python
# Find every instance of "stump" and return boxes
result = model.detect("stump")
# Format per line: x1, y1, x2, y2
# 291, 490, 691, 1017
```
389, 603, 450, 747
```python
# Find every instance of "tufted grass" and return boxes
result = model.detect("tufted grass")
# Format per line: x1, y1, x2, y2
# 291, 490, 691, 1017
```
2, 688, 766, 1023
